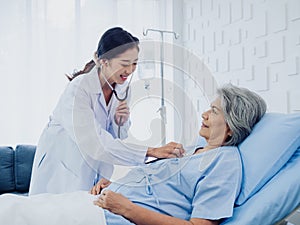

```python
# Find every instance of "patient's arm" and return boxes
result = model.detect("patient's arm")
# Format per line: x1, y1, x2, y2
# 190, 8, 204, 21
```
93, 190, 219, 225
89, 178, 111, 195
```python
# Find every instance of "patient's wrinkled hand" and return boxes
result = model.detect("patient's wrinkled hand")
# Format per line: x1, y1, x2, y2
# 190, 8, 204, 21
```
93, 190, 133, 216
89, 178, 111, 195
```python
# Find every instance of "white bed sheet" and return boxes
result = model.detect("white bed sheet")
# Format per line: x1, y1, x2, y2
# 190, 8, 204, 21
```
0, 191, 106, 225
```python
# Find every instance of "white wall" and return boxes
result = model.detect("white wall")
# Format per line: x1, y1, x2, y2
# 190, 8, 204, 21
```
0, 0, 170, 147
2, 0, 299, 148
177, 0, 300, 144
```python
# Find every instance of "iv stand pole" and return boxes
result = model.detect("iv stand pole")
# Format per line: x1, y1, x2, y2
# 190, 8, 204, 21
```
143, 28, 179, 145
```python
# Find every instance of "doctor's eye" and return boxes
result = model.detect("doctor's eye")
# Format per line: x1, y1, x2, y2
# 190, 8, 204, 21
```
121, 63, 136, 67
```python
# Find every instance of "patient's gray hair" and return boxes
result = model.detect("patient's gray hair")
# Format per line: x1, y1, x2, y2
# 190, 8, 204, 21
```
218, 84, 267, 146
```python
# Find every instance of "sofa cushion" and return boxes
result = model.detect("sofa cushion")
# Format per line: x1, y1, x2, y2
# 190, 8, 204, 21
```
0, 146, 15, 193
14, 145, 36, 192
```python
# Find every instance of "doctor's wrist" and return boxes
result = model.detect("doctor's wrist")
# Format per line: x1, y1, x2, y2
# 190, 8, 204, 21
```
146, 147, 157, 157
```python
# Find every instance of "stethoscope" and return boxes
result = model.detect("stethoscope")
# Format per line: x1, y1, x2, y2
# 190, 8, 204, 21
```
101, 67, 134, 138
101, 71, 133, 101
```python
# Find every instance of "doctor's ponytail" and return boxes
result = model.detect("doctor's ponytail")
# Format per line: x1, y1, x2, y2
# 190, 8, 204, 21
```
65, 60, 95, 81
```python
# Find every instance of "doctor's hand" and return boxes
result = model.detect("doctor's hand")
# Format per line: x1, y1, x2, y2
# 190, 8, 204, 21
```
89, 178, 111, 195
114, 101, 130, 126
94, 190, 133, 216
147, 142, 185, 159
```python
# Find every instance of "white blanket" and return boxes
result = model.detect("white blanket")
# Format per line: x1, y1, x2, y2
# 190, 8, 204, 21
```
0, 191, 106, 225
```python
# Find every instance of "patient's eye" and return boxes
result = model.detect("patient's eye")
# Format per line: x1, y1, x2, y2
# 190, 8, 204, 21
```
211, 107, 217, 114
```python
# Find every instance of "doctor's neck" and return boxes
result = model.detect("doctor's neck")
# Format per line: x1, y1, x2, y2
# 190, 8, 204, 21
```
98, 69, 116, 91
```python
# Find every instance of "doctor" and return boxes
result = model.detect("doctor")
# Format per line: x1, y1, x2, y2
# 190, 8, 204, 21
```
29, 27, 184, 195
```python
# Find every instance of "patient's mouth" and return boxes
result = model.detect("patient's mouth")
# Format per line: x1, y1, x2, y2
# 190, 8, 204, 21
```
202, 123, 209, 128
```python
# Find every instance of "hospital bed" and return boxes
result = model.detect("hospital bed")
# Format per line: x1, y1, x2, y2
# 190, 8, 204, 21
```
221, 113, 300, 225
0, 113, 299, 224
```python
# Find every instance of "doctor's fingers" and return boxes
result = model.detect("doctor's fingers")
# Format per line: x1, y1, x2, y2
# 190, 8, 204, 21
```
115, 110, 130, 119
166, 142, 183, 150
164, 149, 184, 158
117, 101, 129, 109
166, 142, 185, 157
115, 107, 130, 115
116, 106, 130, 116
155, 146, 183, 159
115, 114, 130, 122
115, 108, 130, 118
172, 147, 185, 157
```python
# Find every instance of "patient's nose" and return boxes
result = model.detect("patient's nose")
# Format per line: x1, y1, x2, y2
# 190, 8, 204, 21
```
202, 111, 209, 120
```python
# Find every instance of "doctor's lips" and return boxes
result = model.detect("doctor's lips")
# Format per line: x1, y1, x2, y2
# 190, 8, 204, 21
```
120, 74, 129, 81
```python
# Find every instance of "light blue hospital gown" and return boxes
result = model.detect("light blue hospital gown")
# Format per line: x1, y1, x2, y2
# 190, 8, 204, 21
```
104, 146, 242, 224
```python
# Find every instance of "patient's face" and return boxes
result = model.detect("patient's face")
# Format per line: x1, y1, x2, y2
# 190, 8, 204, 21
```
199, 97, 231, 147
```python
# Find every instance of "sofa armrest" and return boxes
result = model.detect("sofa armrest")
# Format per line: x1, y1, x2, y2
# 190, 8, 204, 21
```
15, 145, 36, 192
0, 145, 36, 194
0, 146, 15, 193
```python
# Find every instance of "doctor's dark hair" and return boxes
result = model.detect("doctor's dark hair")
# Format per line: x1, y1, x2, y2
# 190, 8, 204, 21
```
66, 27, 139, 81
218, 84, 267, 146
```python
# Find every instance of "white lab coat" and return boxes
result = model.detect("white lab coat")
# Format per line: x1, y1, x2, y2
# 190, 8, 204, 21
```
29, 68, 147, 195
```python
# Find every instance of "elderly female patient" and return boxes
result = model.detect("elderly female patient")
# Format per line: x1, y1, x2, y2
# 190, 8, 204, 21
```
0, 84, 266, 225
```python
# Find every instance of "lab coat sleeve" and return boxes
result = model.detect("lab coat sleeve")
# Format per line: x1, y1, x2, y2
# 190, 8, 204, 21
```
55, 77, 148, 173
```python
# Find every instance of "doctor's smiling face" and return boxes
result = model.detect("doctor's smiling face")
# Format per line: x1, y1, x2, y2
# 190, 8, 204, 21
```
199, 97, 232, 148
101, 47, 139, 85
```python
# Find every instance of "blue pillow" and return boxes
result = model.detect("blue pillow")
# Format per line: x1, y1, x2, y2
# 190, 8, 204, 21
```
14, 145, 36, 192
236, 113, 300, 205
222, 147, 300, 225
0, 146, 15, 193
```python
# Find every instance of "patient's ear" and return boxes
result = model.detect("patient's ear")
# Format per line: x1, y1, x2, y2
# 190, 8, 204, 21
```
225, 124, 233, 137
228, 130, 233, 137
226, 129, 233, 141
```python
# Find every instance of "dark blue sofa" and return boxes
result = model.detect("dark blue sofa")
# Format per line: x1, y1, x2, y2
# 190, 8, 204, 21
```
0, 145, 36, 195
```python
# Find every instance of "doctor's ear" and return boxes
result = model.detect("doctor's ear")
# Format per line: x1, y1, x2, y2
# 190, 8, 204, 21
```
99, 59, 109, 67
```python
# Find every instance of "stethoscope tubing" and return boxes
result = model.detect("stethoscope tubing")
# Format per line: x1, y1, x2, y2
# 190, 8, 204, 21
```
101, 71, 134, 138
